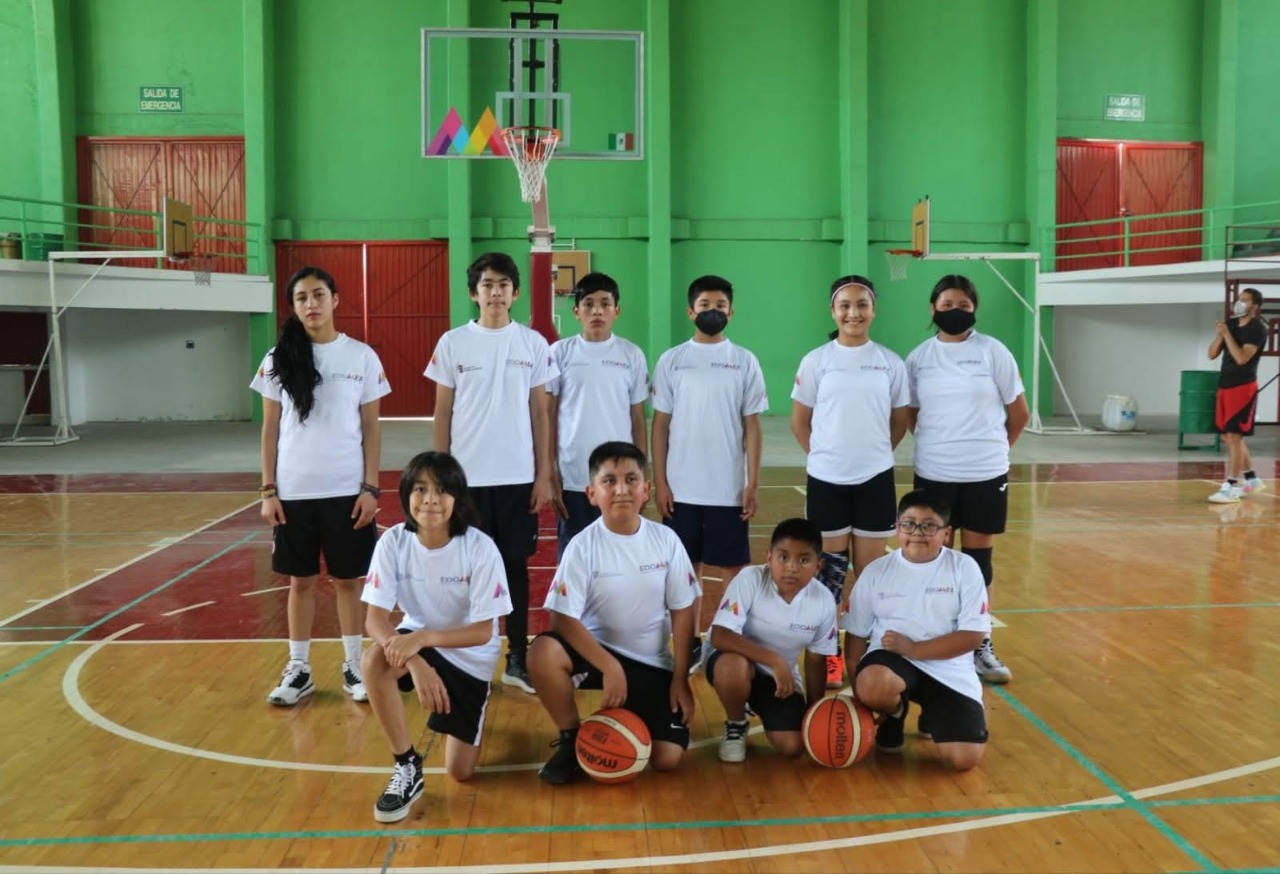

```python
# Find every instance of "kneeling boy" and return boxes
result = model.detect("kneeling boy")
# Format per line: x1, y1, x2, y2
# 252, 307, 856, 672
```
843, 489, 990, 771
529, 441, 699, 784
707, 517, 838, 762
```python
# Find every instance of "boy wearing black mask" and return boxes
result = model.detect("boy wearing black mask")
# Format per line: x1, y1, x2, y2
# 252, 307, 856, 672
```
651, 275, 769, 670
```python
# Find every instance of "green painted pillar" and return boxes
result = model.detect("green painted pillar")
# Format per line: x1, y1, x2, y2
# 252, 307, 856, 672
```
446, 0, 473, 325
838, 0, 869, 272
32, 0, 76, 226
244, 0, 276, 423
1202, 0, 1238, 257
645, 0, 673, 363
1024, 0, 1057, 420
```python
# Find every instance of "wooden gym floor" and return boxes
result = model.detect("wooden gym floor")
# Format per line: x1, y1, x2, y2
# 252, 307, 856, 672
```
1, 459, 1278, 873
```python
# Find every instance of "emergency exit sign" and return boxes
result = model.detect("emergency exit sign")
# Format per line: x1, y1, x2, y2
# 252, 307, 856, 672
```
139, 86, 183, 113
1105, 93, 1145, 122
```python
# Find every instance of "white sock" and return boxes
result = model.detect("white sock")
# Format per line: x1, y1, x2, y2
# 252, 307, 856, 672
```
289, 640, 310, 663
342, 634, 363, 664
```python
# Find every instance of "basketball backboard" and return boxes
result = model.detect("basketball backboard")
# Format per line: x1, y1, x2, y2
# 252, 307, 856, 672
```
912, 197, 930, 257
422, 28, 642, 160
163, 198, 194, 259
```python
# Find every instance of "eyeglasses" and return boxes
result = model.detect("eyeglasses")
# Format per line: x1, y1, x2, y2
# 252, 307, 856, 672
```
897, 520, 944, 536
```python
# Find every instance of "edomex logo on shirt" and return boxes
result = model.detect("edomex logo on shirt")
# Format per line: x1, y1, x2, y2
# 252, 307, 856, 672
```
639, 561, 668, 572
441, 575, 471, 584
601, 360, 630, 369
860, 364, 890, 373
789, 622, 818, 633
506, 358, 534, 368
330, 372, 364, 382
710, 362, 741, 370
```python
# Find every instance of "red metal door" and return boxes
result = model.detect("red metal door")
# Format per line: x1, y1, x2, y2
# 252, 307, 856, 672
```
1123, 143, 1203, 266
77, 137, 246, 270
274, 241, 449, 417
1056, 140, 1121, 270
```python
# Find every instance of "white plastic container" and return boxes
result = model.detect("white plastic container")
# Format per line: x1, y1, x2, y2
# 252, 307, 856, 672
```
1101, 394, 1138, 432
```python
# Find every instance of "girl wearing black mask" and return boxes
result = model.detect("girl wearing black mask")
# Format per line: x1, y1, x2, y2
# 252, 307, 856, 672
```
904, 275, 1029, 689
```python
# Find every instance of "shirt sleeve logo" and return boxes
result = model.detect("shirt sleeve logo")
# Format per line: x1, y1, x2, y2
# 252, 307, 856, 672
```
554, 580, 569, 597
368, 571, 380, 589
494, 583, 506, 599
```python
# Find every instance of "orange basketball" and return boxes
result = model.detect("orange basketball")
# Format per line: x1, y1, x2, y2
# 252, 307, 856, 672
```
575, 707, 652, 784
802, 694, 876, 768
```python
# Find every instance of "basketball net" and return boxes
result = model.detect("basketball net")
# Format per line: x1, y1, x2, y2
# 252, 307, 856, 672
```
501, 126, 561, 204
885, 249, 919, 282
170, 252, 213, 287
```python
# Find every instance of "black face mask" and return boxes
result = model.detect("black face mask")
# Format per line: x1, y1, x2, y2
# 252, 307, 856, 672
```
694, 309, 729, 336
932, 308, 976, 335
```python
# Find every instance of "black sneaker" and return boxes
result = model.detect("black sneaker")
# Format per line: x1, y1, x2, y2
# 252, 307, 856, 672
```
373, 759, 424, 823
876, 708, 906, 754
538, 729, 583, 785
501, 653, 535, 694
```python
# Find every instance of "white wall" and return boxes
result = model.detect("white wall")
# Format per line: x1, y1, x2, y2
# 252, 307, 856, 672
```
1053, 303, 1225, 417
61, 310, 253, 423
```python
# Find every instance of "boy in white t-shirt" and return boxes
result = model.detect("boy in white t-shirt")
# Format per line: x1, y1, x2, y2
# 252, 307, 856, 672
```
425, 253, 558, 695
360, 451, 513, 823
528, 441, 700, 784
706, 518, 838, 763
842, 489, 990, 771
547, 273, 649, 558
651, 275, 769, 667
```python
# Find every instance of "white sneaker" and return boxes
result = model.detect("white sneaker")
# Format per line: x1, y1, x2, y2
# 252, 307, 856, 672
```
1242, 477, 1267, 496
719, 719, 748, 763
343, 660, 368, 703
974, 639, 1012, 684
267, 660, 314, 706
1208, 482, 1243, 504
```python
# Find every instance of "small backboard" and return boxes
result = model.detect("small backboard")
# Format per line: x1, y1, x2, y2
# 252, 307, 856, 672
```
164, 198, 194, 259
422, 28, 643, 160
912, 197, 931, 257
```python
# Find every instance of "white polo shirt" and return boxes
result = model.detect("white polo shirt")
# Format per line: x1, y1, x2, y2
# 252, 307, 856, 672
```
651, 339, 769, 506
361, 525, 513, 682
842, 547, 991, 704
544, 517, 700, 671
424, 321, 557, 487
709, 564, 839, 688
906, 331, 1024, 482
547, 334, 649, 490
250, 334, 391, 500
791, 340, 910, 485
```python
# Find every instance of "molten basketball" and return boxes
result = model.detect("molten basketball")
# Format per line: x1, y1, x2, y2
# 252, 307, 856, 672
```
575, 708, 652, 784
802, 695, 876, 768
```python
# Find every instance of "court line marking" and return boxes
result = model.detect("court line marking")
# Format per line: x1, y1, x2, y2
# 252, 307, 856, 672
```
240, 585, 290, 597
159, 601, 216, 617
992, 686, 1217, 871
0, 531, 259, 685
62, 626, 753, 777
0, 499, 259, 628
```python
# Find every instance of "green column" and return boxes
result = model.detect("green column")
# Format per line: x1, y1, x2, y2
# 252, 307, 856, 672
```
445, 0, 473, 325
32, 0, 76, 223
838, 0, 869, 271
244, 0, 276, 422
1024, 0, 1058, 419
1202, 0, 1238, 256
645, 0, 672, 361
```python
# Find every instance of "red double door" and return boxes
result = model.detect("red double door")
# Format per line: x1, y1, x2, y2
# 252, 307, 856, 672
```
274, 241, 451, 417
1056, 139, 1203, 271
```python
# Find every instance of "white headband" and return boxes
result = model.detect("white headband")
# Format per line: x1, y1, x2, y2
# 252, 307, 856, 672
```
831, 282, 875, 304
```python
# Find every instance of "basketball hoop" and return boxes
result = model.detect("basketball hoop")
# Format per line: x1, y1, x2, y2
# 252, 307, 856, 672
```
885, 248, 921, 282
170, 251, 212, 287
501, 126, 560, 203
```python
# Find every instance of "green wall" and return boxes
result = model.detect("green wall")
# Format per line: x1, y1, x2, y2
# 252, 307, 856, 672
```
6, 0, 1280, 417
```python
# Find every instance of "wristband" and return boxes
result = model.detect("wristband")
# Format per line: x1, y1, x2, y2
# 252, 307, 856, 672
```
360, 482, 382, 499
259, 483, 278, 499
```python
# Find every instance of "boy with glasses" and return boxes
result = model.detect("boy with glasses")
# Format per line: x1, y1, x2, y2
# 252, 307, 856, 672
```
841, 490, 990, 771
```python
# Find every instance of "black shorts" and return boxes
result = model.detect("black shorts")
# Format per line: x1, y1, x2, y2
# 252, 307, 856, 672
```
535, 631, 690, 748
470, 483, 538, 558
855, 649, 987, 744
395, 636, 493, 747
556, 489, 600, 559
806, 468, 898, 539
273, 495, 377, 579
1215, 383, 1258, 436
664, 502, 751, 568
912, 473, 1009, 535
705, 650, 807, 732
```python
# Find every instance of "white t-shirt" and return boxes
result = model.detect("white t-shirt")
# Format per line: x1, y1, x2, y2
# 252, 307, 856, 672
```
650, 339, 769, 506
424, 321, 557, 487
841, 548, 991, 704
708, 565, 839, 689
906, 331, 1025, 482
791, 340, 910, 485
547, 334, 649, 490
249, 334, 391, 500
544, 517, 700, 671
360, 525, 513, 682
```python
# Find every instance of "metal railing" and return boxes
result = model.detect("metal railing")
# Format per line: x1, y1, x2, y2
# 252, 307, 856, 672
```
1043, 200, 1280, 271
0, 193, 263, 274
